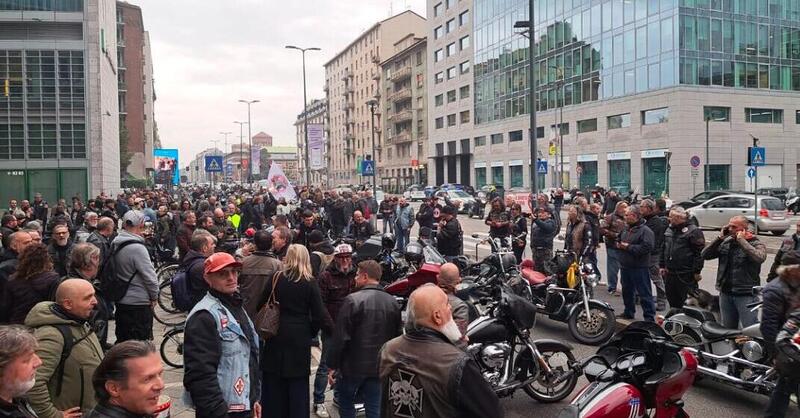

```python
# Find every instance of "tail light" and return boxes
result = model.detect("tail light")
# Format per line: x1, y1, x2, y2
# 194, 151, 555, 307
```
656, 315, 665, 326
759, 208, 769, 217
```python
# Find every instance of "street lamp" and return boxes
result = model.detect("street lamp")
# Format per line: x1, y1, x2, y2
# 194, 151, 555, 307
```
286, 45, 321, 187
233, 121, 248, 182
514, 3, 538, 206
548, 64, 565, 190
366, 98, 378, 199
239, 99, 259, 183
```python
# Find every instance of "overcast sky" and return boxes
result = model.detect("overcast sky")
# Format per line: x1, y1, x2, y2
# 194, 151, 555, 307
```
125, 0, 426, 167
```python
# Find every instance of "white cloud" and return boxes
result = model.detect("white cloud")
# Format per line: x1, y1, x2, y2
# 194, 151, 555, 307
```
125, 0, 426, 166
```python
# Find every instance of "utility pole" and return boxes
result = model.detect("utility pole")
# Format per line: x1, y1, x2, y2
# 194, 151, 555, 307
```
286, 45, 321, 187
514, 2, 537, 208
233, 121, 247, 182
239, 99, 260, 183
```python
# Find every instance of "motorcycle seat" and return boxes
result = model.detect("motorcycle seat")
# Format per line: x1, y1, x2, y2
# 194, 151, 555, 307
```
701, 322, 742, 339
521, 267, 549, 285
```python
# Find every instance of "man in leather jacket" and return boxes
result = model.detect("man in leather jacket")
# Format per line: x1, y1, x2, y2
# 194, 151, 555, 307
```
616, 205, 655, 322
327, 260, 401, 418
84, 341, 165, 418
380, 285, 503, 418
436, 206, 463, 258
530, 207, 556, 273
702, 215, 767, 329
768, 220, 800, 282
659, 207, 705, 309
641, 199, 668, 311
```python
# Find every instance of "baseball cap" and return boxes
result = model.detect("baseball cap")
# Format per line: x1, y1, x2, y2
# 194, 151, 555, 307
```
334, 243, 353, 257
204, 252, 242, 275
122, 210, 147, 227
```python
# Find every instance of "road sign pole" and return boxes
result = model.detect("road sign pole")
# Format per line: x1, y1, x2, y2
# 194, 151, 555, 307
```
751, 137, 760, 235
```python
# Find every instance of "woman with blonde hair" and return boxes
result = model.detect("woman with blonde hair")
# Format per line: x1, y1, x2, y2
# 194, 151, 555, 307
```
260, 244, 330, 418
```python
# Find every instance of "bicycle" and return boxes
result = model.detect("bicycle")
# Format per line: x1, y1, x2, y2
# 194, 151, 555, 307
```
159, 324, 184, 369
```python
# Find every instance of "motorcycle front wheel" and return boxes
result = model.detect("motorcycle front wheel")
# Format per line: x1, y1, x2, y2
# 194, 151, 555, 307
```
523, 345, 578, 403
568, 305, 616, 345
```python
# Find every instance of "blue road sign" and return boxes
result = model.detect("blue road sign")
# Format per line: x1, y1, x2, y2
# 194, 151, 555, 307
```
536, 160, 548, 174
749, 147, 766, 166
361, 159, 375, 176
747, 167, 756, 179
205, 156, 223, 172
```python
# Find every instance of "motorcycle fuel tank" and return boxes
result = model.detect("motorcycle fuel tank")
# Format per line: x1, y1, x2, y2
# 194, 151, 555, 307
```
384, 263, 440, 296
569, 382, 646, 418
466, 316, 509, 344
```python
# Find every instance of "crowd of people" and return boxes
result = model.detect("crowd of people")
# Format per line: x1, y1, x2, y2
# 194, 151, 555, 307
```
0, 183, 798, 417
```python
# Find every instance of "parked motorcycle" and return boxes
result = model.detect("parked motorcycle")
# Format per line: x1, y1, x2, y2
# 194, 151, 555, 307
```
466, 274, 580, 402
661, 290, 777, 396
470, 195, 486, 219
557, 322, 697, 418
383, 242, 446, 309
787, 195, 800, 215
524, 251, 616, 345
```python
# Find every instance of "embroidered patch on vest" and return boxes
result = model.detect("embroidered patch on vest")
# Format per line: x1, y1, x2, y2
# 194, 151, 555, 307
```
388, 368, 423, 417
233, 376, 245, 396
220, 313, 229, 329
228, 404, 245, 412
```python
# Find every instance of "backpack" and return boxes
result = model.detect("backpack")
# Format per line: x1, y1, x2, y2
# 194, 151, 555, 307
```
39, 324, 91, 397
170, 258, 202, 312
100, 240, 144, 302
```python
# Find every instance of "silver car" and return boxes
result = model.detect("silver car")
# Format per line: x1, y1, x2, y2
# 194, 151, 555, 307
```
687, 193, 790, 236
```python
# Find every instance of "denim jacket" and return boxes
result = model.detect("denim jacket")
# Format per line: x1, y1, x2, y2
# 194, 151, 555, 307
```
185, 293, 259, 413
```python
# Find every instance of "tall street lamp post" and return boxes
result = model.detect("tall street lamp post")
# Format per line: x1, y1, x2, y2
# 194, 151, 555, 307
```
239, 99, 259, 183
286, 45, 321, 187
233, 121, 248, 182
515, 2, 537, 207
366, 99, 378, 199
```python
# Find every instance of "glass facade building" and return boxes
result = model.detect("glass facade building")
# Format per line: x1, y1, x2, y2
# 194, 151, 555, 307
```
0, 0, 83, 12
473, 0, 800, 125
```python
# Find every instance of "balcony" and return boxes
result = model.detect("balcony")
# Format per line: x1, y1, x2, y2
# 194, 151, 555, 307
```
392, 131, 412, 144
389, 109, 413, 123
389, 88, 411, 103
371, 70, 380, 81
371, 54, 380, 64
344, 147, 354, 155
341, 68, 353, 80
345, 101, 354, 109
390, 65, 412, 82
345, 116, 355, 125
344, 133, 355, 142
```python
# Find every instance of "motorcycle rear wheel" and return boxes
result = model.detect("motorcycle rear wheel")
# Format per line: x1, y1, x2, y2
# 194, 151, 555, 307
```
568, 305, 615, 345
523, 346, 578, 403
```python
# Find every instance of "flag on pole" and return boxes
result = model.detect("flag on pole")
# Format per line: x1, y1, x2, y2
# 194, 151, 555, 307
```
266, 162, 297, 201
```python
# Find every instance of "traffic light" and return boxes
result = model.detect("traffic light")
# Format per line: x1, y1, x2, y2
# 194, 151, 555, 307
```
3, 79, 8, 97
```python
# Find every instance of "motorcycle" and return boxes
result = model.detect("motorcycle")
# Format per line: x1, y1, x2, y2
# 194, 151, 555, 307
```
383, 242, 446, 309
524, 251, 616, 345
470, 194, 486, 219
557, 322, 697, 418
660, 289, 777, 396
787, 195, 800, 215
465, 274, 580, 402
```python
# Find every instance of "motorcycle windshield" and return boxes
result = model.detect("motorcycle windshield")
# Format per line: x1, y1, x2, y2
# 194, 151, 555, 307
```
423, 245, 447, 265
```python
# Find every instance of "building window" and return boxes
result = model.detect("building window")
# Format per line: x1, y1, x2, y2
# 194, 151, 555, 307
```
577, 118, 598, 133
445, 0, 454, 8
491, 166, 504, 186
475, 167, 487, 187
704, 106, 730, 122
433, 2, 442, 16
459, 10, 469, 26
642, 107, 670, 125
745, 108, 783, 124
434, 26, 443, 39
435, 117, 444, 129
490, 133, 503, 144
446, 19, 455, 33
447, 43, 456, 56
510, 165, 523, 187
607, 113, 631, 129
459, 85, 470, 99
459, 35, 470, 50
474, 136, 486, 146
797, 110, 800, 124
434, 49, 443, 62
460, 110, 470, 123
446, 67, 457, 79
509, 130, 523, 142
435, 72, 444, 84
447, 90, 456, 103
435, 94, 444, 106
460, 61, 470, 74
447, 114, 456, 126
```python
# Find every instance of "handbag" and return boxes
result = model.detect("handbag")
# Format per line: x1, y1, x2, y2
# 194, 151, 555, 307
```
254, 272, 281, 340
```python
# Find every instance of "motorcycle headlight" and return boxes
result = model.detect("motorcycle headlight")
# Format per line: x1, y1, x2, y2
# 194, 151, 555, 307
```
585, 273, 600, 287
742, 340, 764, 362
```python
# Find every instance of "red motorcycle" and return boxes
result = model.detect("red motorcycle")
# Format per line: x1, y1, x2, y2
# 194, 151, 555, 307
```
383, 242, 445, 305
558, 322, 697, 418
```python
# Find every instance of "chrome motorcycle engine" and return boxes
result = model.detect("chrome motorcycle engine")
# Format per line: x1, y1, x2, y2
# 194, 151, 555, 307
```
479, 343, 511, 370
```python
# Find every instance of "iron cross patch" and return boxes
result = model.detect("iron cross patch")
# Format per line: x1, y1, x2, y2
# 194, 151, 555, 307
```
388, 369, 423, 417
233, 377, 245, 396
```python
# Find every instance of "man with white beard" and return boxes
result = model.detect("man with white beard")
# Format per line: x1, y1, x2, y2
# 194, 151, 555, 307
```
379, 284, 503, 418
0, 325, 42, 417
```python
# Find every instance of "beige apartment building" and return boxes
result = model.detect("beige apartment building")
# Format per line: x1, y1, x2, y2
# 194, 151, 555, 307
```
294, 98, 327, 186
324, 10, 426, 186
427, 0, 474, 187
379, 35, 428, 192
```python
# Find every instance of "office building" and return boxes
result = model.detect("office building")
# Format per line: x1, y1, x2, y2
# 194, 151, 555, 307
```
294, 98, 327, 187
429, 0, 800, 200
380, 35, 428, 192
0, 0, 121, 204
263, 146, 301, 184
324, 10, 426, 185
187, 147, 223, 184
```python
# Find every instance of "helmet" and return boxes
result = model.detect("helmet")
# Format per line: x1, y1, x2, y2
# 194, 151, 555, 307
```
404, 242, 424, 265
334, 243, 353, 257
381, 233, 396, 250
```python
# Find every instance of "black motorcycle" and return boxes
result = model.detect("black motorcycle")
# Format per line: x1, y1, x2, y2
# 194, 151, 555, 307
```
465, 274, 579, 402
470, 195, 486, 219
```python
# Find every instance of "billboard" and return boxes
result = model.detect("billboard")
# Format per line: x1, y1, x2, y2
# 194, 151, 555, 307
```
251, 147, 261, 176
307, 123, 325, 170
154, 148, 179, 185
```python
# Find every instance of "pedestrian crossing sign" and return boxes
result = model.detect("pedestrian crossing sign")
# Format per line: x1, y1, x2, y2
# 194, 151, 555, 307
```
205, 156, 223, 172
536, 160, 548, 174
748, 147, 765, 167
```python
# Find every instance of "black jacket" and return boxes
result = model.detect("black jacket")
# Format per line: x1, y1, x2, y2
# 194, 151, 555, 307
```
702, 235, 767, 295
84, 403, 151, 418
1, 226, 16, 249
349, 220, 374, 242
760, 276, 800, 348
768, 234, 800, 282
296, 221, 325, 248
180, 250, 207, 309
47, 241, 73, 278
660, 222, 705, 275
529, 217, 556, 249
0, 398, 37, 418
437, 218, 463, 257
183, 290, 260, 418
510, 215, 527, 248
327, 284, 402, 378
416, 204, 437, 230
643, 213, 668, 257
583, 211, 600, 251
616, 221, 654, 269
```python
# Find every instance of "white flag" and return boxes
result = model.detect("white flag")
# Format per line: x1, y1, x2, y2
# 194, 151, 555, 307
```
267, 162, 297, 201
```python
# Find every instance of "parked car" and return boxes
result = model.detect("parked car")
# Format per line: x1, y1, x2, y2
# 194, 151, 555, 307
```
757, 187, 789, 203
403, 184, 428, 201
434, 189, 476, 213
687, 194, 789, 236
674, 190, 747, 209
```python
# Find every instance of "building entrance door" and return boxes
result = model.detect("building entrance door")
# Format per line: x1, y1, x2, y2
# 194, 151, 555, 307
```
643, 157, 667, 197
608, 160, 631, 193
578, 161, 598, 192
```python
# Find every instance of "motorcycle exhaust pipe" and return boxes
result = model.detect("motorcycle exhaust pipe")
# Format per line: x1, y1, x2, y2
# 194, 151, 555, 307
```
684, 348, 772, 370
696, 364, 757, 387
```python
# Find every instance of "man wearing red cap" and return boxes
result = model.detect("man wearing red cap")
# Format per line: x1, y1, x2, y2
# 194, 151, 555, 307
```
183, 252, 261, 418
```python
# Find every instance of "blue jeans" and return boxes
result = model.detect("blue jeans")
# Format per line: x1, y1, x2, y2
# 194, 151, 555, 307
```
395, 228, 410, 252
336, 375, 380, 418
719, 292, 759, 329
620, 266, 656, 321
312, 334, 331, 404
382, 217, 394, 233
606, 248, 621, 291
